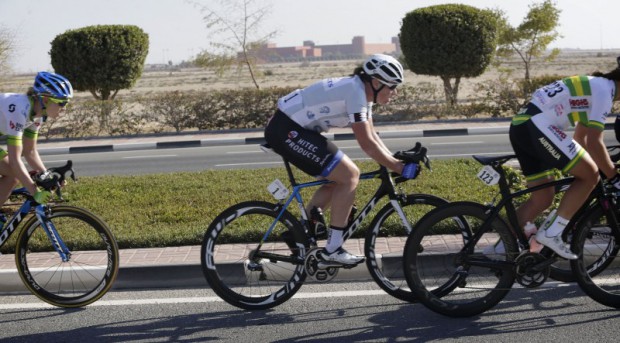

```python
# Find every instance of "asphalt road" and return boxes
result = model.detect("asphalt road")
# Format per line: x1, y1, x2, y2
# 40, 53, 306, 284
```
41, 133, 619, 176
1, 281, 618, 342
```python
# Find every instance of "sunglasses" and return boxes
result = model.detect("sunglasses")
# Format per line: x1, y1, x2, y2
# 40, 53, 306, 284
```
47, 97, 69, 107
377, 79, 398, 90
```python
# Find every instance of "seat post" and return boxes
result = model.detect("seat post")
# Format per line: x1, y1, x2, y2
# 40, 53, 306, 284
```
283, 159, 299, 187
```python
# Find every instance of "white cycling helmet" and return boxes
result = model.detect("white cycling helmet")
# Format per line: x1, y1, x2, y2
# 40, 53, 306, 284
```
363, 54, 404, 87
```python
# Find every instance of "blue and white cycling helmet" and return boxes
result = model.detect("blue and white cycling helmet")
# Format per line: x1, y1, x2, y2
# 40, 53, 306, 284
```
363, 54, 404, 87
33, 71, 73, 100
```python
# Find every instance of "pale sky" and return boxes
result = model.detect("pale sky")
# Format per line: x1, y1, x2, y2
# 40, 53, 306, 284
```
1, 0, 618, 73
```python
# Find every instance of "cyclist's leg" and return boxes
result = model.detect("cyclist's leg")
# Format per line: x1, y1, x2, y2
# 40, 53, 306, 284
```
324, 155, 359, 228
306, 182, 334, 213
554, 153, 598, 222
510, 120, 556, 228
515, 176, 555, 227
0, 151, 19, 205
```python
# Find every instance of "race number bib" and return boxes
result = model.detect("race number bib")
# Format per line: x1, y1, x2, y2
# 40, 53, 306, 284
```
267, 179, 289, 200
477, 165, 500, 186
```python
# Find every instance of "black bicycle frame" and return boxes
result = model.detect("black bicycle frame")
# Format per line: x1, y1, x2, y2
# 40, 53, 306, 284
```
255, 158, 409, 259
459, 158, 614, 271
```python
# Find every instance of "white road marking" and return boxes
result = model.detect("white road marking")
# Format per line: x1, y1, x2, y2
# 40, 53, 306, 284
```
122, 155, 177, 159
431, 141, 484, 145
0, 290, 386, 310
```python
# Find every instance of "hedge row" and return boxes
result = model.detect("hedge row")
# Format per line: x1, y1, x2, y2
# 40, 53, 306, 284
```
40, 74, 610, 140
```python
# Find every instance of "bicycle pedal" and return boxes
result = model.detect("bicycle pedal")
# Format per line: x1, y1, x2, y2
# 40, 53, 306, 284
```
317, 261, 345, 269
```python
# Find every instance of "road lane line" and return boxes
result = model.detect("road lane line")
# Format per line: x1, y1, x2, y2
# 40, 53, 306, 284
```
122, 155, 178, 159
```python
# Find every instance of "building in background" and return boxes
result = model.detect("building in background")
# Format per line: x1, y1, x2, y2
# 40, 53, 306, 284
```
245, 36, 401, 63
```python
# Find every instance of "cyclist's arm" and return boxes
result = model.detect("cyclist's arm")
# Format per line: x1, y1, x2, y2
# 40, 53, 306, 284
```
366, 116, 392, 154
7, 140, 38, 196
22, 134, 46, 173
582, 125, 616, 179
351, 120, 404, 174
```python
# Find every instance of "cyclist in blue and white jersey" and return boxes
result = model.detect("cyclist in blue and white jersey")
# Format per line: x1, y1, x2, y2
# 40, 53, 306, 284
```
264, 54, 419, 265
0, 72, 73, 226
509, 57, 620, 259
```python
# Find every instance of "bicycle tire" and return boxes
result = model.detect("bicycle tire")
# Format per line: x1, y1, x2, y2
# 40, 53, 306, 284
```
364, 193, 448, 302
15, 205, 119, 308
550, 204, 619, 282
201, 201, 308, 310
572, 206, 620, 308
403, 201, 518, 317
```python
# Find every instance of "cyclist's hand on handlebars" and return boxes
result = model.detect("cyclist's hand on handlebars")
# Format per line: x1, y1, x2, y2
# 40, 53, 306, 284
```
33, 188, 52, 204
401, 162, 420, 179
607, 173, 620, 191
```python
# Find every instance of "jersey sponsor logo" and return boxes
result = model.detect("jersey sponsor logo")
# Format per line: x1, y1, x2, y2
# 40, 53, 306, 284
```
568, 142, 577, 155
319, 153, 332, 167
569, 98, 590, 110
284, 135, 321, 163
10, 121, 24, 132
547, 125, 567, 140
319, 106, 330, 114
538, 136, 561, 160
306, 111, 315, 119
8, 104, 16, 112
554, 104, 564, 117
534, 91, 548, 106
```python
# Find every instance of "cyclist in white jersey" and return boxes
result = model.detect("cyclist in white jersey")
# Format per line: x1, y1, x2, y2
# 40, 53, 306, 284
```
509, 57, 620, 259
0, 72, 73, 227
264, 54, 419, 265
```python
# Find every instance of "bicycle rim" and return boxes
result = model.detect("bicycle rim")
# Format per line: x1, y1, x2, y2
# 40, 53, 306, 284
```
365, 194, 448, 302
404, 202, 517, 317
551, 205, 619, 282
572, 211, 620, 308
15, 205, 119, 307
202, 201, 307, 310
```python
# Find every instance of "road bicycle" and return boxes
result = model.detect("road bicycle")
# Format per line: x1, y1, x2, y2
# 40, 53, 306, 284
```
402, 153, 620, 317
201, 142, 447, 310
0, 161, 119, 307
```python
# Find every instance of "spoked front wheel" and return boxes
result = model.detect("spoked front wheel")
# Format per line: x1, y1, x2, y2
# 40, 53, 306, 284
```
15, 205, 119, 307
364, 194, 448, 302
403, 201, 517, 317
201, 201, 308, 310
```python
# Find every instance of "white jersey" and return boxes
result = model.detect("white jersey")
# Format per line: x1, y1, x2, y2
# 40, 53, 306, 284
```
277, 75, 371, 133
0, 93, 43, 144
529, 75, 616, 131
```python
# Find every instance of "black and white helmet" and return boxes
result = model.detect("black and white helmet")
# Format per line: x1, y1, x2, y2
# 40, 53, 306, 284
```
363, 54, 404, 87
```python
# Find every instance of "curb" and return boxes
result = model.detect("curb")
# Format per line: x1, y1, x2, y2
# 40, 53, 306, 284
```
37, 126, 512, 156
0, 258, 376, 294
37, 122, 616, 156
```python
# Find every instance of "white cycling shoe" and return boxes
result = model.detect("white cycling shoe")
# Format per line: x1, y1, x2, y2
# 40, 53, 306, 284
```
319, 247, 364, 265
535, 230, 577, 260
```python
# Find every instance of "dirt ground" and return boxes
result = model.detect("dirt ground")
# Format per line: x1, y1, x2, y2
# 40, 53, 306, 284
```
2, 49, 620, 100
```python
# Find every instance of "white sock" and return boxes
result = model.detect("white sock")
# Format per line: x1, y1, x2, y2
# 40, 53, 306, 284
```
325, 228, 344, 253
544, 215, 569, 237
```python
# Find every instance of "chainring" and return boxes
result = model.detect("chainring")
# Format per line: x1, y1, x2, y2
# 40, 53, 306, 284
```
304, 247, 338, 282
515, 252, 550, 288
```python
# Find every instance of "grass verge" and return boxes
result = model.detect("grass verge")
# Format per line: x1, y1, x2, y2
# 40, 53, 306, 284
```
1, 158, 516, 252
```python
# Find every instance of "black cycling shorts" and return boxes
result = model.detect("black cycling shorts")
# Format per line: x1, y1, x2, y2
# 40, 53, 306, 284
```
264, 110, 343, 177
509, 117, 583, 182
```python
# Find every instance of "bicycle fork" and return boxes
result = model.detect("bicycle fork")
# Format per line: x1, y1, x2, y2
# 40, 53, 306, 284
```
34, 205, 71, 262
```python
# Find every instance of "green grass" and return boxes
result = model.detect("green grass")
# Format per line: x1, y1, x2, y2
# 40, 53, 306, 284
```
2, 158, 515, 251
